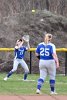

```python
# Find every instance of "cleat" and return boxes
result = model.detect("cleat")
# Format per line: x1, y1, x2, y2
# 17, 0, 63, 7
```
50, 91, 58, 95
4, 77, 8, 81
22, 79, 28, 81
36, 89, 41, 94
22, 79, 35, 82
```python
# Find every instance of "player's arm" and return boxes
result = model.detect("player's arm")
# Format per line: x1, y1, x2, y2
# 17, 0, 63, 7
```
35, 45, 40, 59
15, 40, 19, 49
22, 37, 30, 50
52, 53, 59, 68
15, 39, 23, 49
26, 41, 30, 50
35, 52, 40, 59
24, 41, 30, 51
52, 44, 59, 68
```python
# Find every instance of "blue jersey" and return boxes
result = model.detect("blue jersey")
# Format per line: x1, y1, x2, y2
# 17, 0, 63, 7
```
36, 42, 56, 60
15, 46, 27, 59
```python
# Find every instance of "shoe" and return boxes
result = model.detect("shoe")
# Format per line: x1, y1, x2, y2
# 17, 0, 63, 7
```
50, 91, 58, 95
4, 77, 8, 81
36, 89, 41, 94
22, 79, 35, 82
22, 79, 28, 81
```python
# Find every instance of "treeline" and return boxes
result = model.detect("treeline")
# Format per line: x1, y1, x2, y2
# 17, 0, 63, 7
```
0, 0, 67, 17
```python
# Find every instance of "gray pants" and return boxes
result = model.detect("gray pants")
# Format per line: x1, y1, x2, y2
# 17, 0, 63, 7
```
39, 59, 56, 81
11, 58, 29, 73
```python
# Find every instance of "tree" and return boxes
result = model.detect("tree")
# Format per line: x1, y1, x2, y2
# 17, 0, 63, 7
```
45, 0, 49, 10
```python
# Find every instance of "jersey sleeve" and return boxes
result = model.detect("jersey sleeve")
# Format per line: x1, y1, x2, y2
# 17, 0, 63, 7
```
15, 48, 18, 51
23, 46, 27, 51
52, 44, 56, 54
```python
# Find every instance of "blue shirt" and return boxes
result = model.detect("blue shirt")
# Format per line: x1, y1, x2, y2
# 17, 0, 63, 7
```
15, 46, 27, 59
36, 42, 56, 60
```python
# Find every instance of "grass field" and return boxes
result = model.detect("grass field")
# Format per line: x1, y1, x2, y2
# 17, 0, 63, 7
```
0, 73, 67, 95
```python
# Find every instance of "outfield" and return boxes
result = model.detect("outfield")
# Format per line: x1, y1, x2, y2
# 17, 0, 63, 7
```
0, 73, 67, 95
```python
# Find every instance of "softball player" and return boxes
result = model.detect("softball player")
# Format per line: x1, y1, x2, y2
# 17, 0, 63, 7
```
36, 33, 59, 94
4, 37, 30, 81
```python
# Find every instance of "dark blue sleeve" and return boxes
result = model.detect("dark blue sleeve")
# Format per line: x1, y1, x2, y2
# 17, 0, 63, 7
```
51, 46, 53, 54
23, 47, 27, 51
15, 48, 18, 52
36, 45, 40, 54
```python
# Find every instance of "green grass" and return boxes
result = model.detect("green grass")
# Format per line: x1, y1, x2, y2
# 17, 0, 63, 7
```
0, 73, 67, 95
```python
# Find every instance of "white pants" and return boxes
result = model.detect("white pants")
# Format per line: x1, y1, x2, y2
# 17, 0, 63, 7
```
39, 60, 56, 81
11, 58, 29, 73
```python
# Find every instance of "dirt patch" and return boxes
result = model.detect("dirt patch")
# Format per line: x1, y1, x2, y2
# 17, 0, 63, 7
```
0, 95, 67, 100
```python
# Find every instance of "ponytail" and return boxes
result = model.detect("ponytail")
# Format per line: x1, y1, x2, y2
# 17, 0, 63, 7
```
44, 34, 52, 44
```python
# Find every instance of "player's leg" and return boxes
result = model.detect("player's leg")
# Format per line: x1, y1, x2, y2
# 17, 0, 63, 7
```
36, 60, 47, 94
36, 69, 47, 94
48, 60, 56, 94
20, 59, 29, 80
4, 59, 19, 81
7, 59, 19, 77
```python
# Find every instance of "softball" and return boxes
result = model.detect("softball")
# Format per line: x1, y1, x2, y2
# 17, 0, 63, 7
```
32, 9, 35, 13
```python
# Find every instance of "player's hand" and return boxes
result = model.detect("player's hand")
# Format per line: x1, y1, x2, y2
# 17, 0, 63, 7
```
56, 62, 60, 69
15, 46, 18, 49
